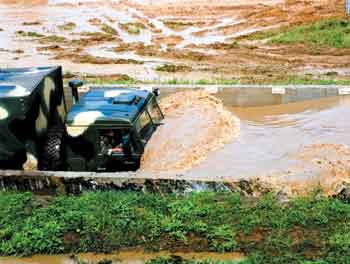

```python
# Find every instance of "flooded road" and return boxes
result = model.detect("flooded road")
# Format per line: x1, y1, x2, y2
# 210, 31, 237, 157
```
0, 251, 244, 264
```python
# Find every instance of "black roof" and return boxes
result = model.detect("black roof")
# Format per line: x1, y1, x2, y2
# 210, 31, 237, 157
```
0, 66, 60, 98
66, 87, 153, 126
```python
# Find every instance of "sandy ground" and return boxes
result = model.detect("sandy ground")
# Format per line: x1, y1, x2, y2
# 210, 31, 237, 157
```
0, 0, 349, 81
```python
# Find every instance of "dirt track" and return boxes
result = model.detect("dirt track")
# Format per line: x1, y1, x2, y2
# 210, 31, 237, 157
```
0, 0, 348, 81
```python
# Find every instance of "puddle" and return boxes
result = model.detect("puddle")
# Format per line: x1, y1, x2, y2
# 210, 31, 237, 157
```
0, 251, 244, 264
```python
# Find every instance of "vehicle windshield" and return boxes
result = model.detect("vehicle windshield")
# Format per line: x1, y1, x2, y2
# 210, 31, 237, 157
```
99, 129, 133, 156
147, 98, 163, 124
135, 110, 153, 141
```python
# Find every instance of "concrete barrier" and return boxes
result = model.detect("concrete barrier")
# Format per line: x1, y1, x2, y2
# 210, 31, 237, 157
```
0, 169, 276, 196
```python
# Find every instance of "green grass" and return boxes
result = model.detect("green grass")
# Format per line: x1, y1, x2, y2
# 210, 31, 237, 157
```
15, 31, 44, 38
1, 191, 350, 263
120, 23, 145, 35
63, 73, 137, 85
42, 35, 67, 43
101, 24, 118, 35
155, 64, 192, 73
244, 19, 350, 49
267, 75, 350, 85
159, 78, 240, 85
270, 19, 350, 48
58, 22, 77, 31
63, 73, 350, 86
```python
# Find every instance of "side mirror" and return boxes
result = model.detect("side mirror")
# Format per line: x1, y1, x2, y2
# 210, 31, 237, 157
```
68, 79, 83, 103
153, 87, 160, 97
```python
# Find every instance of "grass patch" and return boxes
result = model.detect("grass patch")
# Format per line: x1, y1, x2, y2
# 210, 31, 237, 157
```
243, 28, 282, 41
41, 35, 67, 43
266, 75, 350, 85
160, 78, 239, 85
101, 24, 118, 35
162, 20, 195, 30
270, 19, 350, 48
63, 73, 137, 85
155, 64, 192, 73
63, 73, 350, 86
15, 31, 44, 38
58, 22, 77, 31
120, 23, 145, 35
2, 190, 350, 263
63, 54, 143, 65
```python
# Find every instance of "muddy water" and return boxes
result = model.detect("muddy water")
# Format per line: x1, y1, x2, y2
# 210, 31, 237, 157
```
141, 88, 350, 194
193, 95, 350, 173
0, 251, 244, 264
140, 90, 240, 172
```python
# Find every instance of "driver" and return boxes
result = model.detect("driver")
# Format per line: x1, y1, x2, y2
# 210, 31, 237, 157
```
100, 130, 123, 156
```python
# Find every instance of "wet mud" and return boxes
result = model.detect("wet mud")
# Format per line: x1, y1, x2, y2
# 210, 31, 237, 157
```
0, 0, 349, 81
0, 251, 244, 264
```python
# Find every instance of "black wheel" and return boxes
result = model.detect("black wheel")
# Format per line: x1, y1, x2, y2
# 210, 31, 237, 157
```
39, 130, 66, 171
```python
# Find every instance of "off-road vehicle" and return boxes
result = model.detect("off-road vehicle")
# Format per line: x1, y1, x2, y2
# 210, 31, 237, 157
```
0, 66, 163, 172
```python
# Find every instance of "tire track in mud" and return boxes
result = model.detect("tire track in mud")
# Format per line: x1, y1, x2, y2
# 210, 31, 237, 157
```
140, 90, 240, 172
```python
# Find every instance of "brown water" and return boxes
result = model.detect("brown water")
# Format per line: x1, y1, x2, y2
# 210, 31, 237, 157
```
193, 95, 350, 173
140, 90, 240, 172
141, 88, 350, 195
0, 251, 244, 264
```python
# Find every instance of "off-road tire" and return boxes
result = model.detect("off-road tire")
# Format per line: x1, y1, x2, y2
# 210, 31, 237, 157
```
39, 130, 65, 171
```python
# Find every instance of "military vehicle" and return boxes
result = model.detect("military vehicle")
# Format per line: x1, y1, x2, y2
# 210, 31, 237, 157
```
0, 66, 163, 172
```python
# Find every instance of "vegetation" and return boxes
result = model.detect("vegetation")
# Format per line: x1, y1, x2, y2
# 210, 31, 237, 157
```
63, 72, 137, 85
1, 190, 350, 263
162, 20, 195, 30
246, 19, 350, 49
58, 22, 77, 31
62, 71, 350, 86
155, 64, 192, 73
101, 24, 118, 35
41, 35, 67, 43
270, 19, 350, 48
15, 31, 44, 38
163, 78, 240, 85
120, 23, 145, 35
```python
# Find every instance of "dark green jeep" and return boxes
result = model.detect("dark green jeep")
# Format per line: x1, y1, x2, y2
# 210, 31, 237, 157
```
65, 87, 164, 171
0, 66, 163, 172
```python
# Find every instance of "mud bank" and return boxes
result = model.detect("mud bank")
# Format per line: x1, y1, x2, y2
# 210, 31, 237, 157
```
1, 0, 349, 82
141, 90, 240, 172
0, 251, 244, 264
